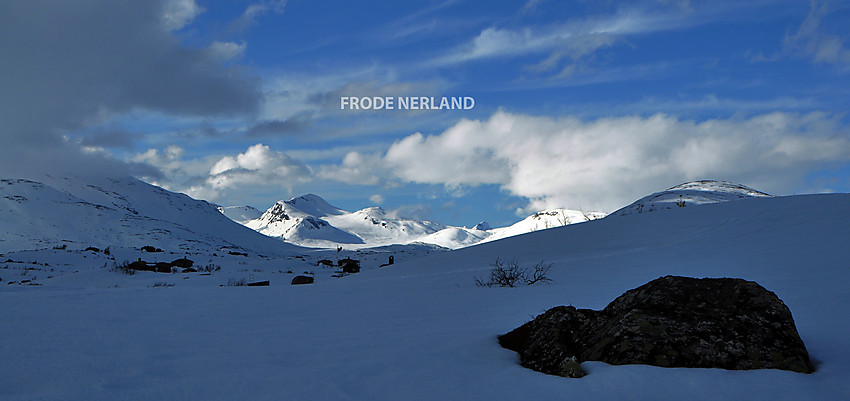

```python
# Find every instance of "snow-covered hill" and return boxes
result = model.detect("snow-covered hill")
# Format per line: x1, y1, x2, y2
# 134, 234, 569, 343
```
0, 175, 301, 257
481, 208, 606, 244
610, 180, 773, 216
237, 195, 606, 249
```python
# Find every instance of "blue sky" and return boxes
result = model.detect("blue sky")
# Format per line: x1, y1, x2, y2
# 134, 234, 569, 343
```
3, 0, 850, 227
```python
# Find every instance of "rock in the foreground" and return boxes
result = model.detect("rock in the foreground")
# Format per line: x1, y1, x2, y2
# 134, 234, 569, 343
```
499, 276, 814, 378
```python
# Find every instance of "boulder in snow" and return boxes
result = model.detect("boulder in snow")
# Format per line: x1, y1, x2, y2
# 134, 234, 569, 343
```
499, 276, 814, 378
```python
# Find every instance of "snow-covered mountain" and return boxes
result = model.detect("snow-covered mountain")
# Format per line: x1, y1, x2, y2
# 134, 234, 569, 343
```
610, 180, 773, 217
0, 174, 301, 256
215, 205, 262, 224
235, 195, 606, 249
244, 195, 447, 248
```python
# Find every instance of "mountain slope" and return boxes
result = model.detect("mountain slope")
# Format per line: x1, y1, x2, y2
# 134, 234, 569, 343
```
610, 180, 773, 216
481, 208, 606, 244
0, 175, 300, 256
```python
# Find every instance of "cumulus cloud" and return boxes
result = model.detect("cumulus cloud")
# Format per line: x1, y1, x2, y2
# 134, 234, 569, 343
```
319, 151, 390, 186
322, 111, 850, 213
207, 143, 312, 191
369, 194, 385, 205
132, 145, 187, 175
131, 143, 312, 201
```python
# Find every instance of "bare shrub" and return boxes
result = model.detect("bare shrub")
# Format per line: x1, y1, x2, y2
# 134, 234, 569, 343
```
227, 277, 247, 286
110, 260, 135, 275
201, 263, 221, 273
475, 258, 553, 287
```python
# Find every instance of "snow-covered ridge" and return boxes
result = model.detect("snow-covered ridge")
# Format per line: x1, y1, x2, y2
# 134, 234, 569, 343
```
610, 180, 773, 217
235, 194, 606, 249
0, 175, 300, 256
216, 205, 262, 224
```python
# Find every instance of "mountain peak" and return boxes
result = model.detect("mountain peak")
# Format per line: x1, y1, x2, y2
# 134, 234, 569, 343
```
472, 221, 491, 231
284, 194, 345, 217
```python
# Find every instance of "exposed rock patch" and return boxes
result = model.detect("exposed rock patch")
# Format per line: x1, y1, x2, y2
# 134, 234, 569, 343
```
291, 275, 314, 285
499, 276, 814, 378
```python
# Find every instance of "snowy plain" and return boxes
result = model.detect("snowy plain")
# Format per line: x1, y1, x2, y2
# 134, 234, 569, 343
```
2, 192, 850, 400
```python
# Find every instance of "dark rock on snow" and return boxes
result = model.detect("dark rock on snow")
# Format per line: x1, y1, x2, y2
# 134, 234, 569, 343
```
291, 275, 314, 285
499, 276, 814, 378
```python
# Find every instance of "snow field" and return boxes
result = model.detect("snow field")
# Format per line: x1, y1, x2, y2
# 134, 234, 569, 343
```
2, 193, 849, 400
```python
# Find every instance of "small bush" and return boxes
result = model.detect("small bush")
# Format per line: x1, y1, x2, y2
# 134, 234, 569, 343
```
110, 260, 135, 275
475, 258, 553, 287
150, 281, 174, 288
227, 277, 247, 286
201, 263, 221, 273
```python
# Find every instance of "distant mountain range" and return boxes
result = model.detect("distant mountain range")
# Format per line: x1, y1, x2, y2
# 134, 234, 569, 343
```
0, 174, 775, 254
226, 194, 605, 249
223, 179, 777, 249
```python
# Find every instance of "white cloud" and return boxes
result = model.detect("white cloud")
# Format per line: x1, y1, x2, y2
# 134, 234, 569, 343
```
369, 194, 385, 205
322, 110, 850, 213
207, 41, 247, 61
230, 0, 287, 32
131, 143, 311, 201
208, 143, 312, 190
131, 145, 187, 175
161, 0, 204, 31
318, 151, 388, 186
784, 1, 850, 66
432, 8, 690, 68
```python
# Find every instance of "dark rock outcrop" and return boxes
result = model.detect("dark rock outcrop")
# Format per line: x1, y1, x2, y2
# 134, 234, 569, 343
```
499, 276, 814, 378
291, 275, 314, 285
